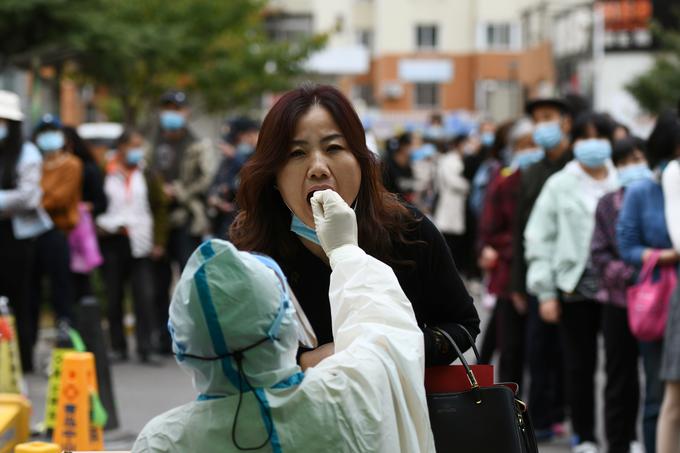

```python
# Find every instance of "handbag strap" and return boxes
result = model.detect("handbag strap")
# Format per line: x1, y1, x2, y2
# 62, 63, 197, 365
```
433, 327, 482, 403
455, 323, 481, 364
639, 249, 662, 281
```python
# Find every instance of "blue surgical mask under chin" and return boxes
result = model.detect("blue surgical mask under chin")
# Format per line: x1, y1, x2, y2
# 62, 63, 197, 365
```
37, 131, 64, 153
532, 122, 563, 150
618, 163, 653, 187
574, 138, 612, 169
160, 111, 186, 131
126, 148, 145, 166
513, 148, 545, 170
0, 124, 7, 141
290, 214, 321, 246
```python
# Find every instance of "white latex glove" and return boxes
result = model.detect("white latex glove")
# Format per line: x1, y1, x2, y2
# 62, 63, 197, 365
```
310, 189, 358, 255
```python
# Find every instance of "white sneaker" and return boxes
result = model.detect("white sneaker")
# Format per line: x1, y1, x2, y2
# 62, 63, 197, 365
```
572, 442, 599, 453
629, 441, 644, 453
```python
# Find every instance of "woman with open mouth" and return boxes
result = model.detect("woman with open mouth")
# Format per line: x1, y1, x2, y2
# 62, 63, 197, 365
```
230, 83, 480, 370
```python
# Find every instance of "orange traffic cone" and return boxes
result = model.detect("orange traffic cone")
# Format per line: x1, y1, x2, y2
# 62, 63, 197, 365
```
51, 352, 106, 451
0, 297, 24, 395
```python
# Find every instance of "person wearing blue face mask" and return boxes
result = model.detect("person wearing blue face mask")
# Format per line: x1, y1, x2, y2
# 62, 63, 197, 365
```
29, 114, 83, 368
230, 84, 479, 373
510, 96, 575, 442
96, 129, 168, 364
207, 116, 259, 239
525, 111, 620, 453
0, 91, 53, 373
149, 90, 215, 355
617, 111, 680, 453
590, 136, 649, 453
478, 117, 539, 394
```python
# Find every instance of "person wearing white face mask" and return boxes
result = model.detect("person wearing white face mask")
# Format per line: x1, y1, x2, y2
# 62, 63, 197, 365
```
96, 129, 168, 363
0, 91, 52, 373
525, 112, 620, 453
29, 114, 82, 366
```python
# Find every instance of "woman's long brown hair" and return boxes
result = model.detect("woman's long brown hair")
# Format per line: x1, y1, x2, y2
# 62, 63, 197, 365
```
230, 83, 417, 265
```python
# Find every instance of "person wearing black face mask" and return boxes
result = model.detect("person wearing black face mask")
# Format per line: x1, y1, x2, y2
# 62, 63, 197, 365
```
0, 91, 52, 373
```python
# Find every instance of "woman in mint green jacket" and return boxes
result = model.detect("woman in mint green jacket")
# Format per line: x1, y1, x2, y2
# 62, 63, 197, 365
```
524, 112, 619, 452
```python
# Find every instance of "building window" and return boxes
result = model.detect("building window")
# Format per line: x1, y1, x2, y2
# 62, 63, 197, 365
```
264, 13, 313, 42
357, 29, 373, 50
414, 83, 440, 108
477, 22, 520, 51
416, 25, 438, 50
353, 84, 375, 106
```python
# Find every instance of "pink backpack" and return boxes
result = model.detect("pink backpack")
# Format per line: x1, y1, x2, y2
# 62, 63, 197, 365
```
627, 250, 678, 341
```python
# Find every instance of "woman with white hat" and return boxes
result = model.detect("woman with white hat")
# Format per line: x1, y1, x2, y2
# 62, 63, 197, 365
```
0, 90, 52, 372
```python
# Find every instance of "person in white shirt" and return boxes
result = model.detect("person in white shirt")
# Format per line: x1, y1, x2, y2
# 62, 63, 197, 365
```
97, 129, 167, 363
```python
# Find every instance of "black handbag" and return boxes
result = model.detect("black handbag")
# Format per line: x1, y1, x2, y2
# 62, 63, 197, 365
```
426, 327, 538, 453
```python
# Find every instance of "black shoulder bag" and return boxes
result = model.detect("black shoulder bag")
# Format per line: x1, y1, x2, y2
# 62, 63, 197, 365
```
426, 326, 538, 453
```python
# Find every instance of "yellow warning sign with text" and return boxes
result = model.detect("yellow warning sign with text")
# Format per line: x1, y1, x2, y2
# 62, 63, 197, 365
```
52, 352, 103, 451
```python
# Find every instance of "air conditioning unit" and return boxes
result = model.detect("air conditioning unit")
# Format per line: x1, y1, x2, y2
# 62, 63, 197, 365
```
382, 82, 404, 100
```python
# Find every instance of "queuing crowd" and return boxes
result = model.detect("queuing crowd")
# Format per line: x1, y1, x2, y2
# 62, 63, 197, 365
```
1, 84, 680, 453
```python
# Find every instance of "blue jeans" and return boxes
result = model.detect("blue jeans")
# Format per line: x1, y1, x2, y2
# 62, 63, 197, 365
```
639, 340, 664, 453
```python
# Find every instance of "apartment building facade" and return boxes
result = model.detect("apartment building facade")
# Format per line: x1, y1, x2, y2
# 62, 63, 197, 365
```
267, 0, 561, 120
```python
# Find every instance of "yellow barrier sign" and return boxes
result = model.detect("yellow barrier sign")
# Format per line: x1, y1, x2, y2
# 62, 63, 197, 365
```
44, 348, 71, 430
0, 315, 23, 395
0, 394, 30, 453
52, 352, 103, 451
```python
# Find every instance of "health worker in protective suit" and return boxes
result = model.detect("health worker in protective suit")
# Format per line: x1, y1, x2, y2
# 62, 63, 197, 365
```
132, 189, 435, 453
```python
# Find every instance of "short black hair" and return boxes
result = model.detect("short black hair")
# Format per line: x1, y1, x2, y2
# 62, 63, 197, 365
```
612, 136, 645, 166
449, 133, 468, 149
571, 111, 615, 143
525, 98, 570, 116
646, 109, 680, 169
115, 128, 141, 149
62, 126, 95, 164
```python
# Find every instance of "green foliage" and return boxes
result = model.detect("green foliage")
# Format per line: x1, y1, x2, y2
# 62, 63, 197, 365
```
626, 21, 680, 114
0, 0, 326, 124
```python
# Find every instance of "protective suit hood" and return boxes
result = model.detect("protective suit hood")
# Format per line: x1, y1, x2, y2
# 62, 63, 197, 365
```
169, 240, 300, 397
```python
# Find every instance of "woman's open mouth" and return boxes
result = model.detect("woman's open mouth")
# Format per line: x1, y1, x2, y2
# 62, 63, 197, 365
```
306, 185, 335, 205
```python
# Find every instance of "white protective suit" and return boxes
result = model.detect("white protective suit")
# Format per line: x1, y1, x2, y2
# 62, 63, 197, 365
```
132, 191, 435, 453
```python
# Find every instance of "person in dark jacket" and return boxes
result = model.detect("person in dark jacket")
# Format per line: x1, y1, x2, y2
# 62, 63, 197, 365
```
590, 136, 648, 453
207, 116, 259, 239
510, 97, 573, 440
63, 126, 107, 301
231, 84, 480, 370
